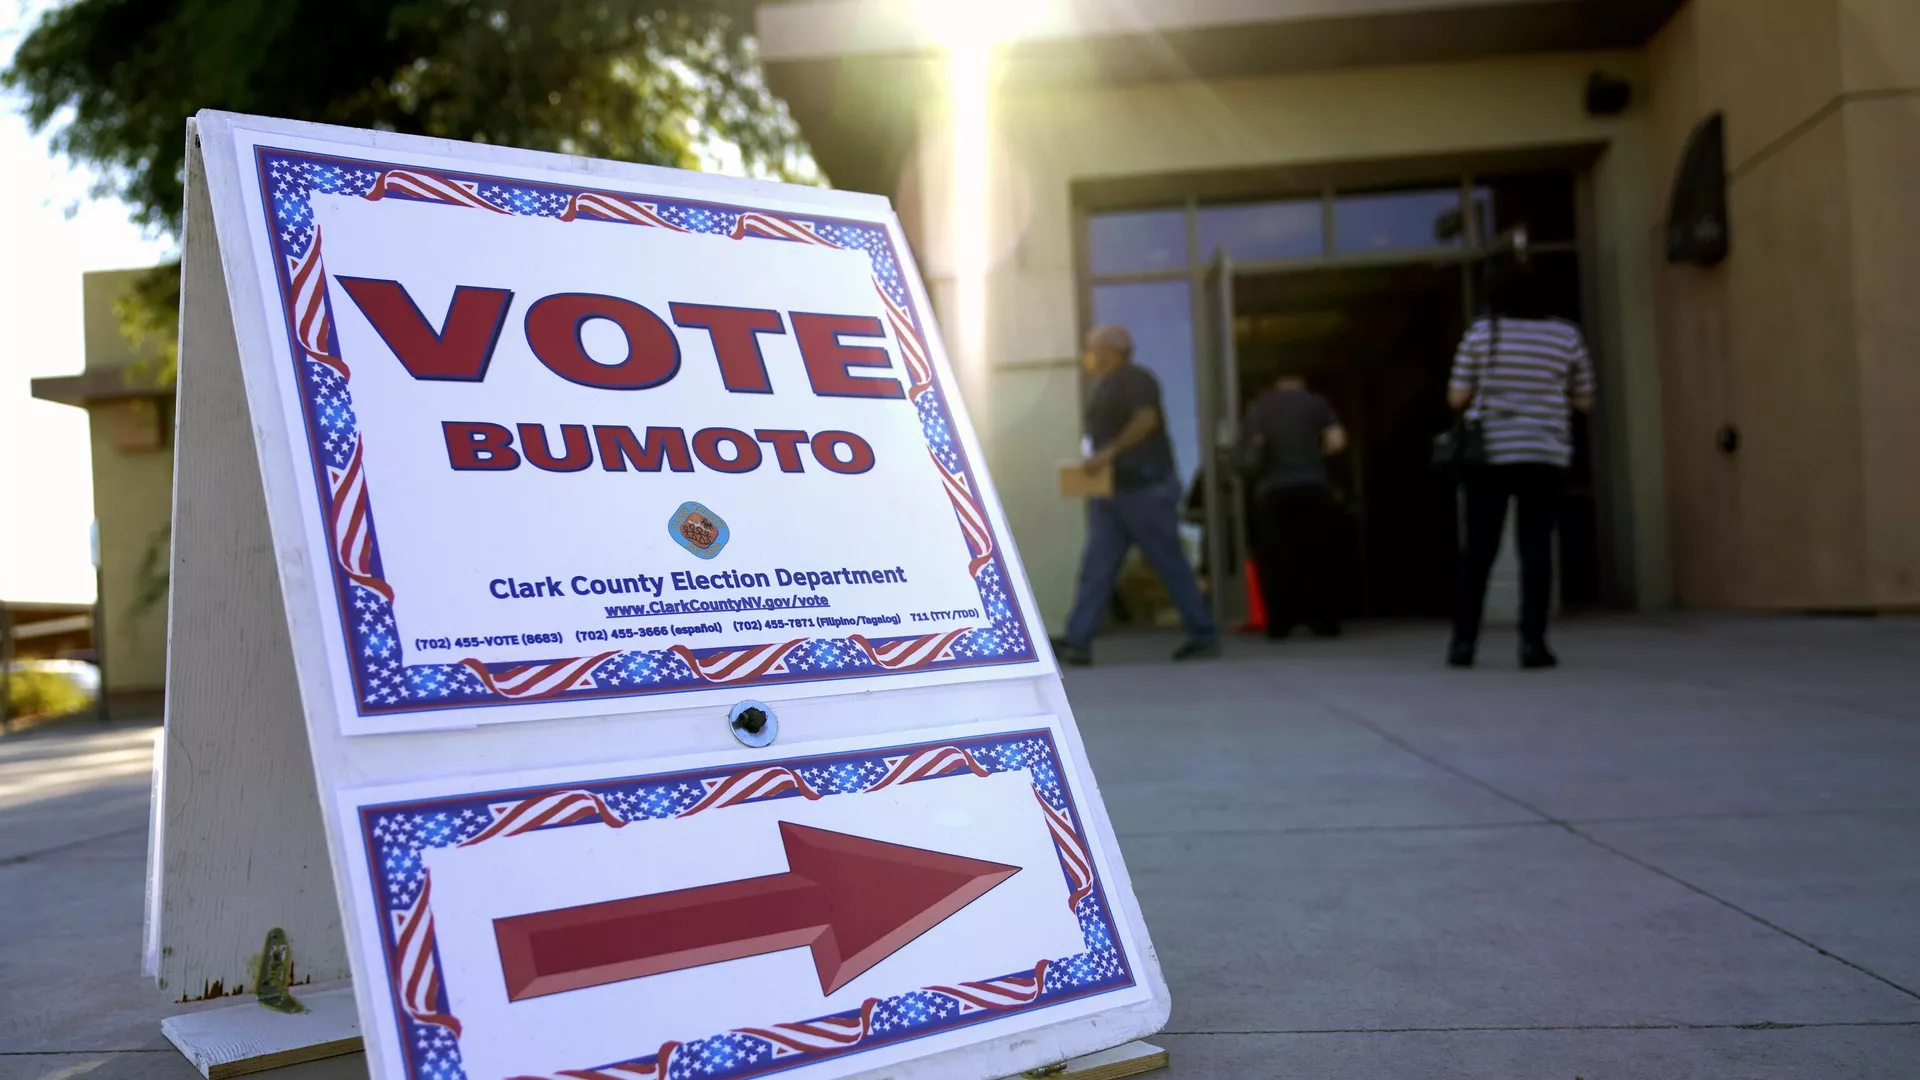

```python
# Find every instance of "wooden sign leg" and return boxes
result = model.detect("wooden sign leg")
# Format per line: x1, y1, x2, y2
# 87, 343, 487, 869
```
147, 119, 348, 1014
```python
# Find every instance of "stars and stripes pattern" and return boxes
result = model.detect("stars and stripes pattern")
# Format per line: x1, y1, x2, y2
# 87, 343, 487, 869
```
880, 286, 935, 398
850, 627, 974, 671
326, 438, 394, 602
391, 878, 461, 1037
667, 639, 805, 684
286, 233, 347, 377
456, 652, 618, 700
925, 959, 1051, 1013
1035, 787, 1096, 911
599, 957, 1048, 1076
675, 743, 988, 821
388, 788, 628, 1037
867, 744, 991, 788
551, 958, 1052, 1077
930, 449, 997, 576
365, 168, 510, 213
459, 790, 626, 847
360, 731, 1126, 1080
736, 999, 878, 1056
262, 153, 1033, 721
678, 765, 822, 816
729, 211, 833, 248
558, 191, 679, 229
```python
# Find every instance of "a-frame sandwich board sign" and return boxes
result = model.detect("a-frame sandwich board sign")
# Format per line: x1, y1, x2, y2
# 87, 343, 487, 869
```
151, 110, 1168, 1080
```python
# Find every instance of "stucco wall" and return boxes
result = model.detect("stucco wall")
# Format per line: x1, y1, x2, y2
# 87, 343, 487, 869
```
1843, 0, 1920, 605
81, 270, 173, 696
1647, 0, 1920, 610
900, 51, 1669, 629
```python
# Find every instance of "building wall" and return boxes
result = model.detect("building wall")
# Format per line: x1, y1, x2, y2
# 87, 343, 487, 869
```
1647, 0, 1920, 609
81, 270, 173, 702
1843, 1, 1920, 605
900, 52, 1670, 629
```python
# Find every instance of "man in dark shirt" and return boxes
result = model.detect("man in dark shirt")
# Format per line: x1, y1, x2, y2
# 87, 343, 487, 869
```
1240, 373, 1347, 638
1055, 325, 1219, 665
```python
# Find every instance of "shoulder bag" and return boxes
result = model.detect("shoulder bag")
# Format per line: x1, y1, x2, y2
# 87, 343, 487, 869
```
1431, 316, 1498, 471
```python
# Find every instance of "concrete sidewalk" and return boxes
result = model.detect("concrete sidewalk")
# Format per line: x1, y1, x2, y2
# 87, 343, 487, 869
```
2, 617, 1917, 1078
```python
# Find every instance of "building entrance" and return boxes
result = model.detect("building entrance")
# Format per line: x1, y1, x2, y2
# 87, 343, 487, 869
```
1082, 168, 1601, 631
1231, 264, 1464, 617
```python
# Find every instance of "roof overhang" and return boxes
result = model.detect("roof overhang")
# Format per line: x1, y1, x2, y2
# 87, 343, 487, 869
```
758, 0, 1682, 195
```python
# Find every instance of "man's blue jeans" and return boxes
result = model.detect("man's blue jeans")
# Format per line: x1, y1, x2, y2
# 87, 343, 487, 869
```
1063, 477, 1218, 649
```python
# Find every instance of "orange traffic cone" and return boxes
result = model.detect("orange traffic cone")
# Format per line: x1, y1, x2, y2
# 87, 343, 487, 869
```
1239, 557, 1267, 634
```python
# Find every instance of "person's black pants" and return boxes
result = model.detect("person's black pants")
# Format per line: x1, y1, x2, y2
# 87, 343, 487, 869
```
1253, 483, 1339, 635
1454, 463, 1565, 646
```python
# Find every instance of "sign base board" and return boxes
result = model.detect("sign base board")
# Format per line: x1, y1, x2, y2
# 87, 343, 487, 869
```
160, 994, 1166, 1080
1038, 1042, 1169, 1080
161, 986, 361, 1079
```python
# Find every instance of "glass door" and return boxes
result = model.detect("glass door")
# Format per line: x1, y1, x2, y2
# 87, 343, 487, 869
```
1198, 250, 1247, 628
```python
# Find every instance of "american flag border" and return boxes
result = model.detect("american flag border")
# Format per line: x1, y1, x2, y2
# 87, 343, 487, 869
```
250, 146, 1041, 718
355, 728, 1137, 1080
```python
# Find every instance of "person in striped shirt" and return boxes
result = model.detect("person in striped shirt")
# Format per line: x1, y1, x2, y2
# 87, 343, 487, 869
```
1445, 270, 1595, 669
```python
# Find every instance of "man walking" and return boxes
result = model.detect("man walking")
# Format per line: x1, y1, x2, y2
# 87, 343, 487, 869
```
1055, 325, 1219, 665
1240, 371, 1348, 638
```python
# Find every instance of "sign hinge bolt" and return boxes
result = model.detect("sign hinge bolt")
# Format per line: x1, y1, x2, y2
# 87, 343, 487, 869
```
729, 700, 777, 747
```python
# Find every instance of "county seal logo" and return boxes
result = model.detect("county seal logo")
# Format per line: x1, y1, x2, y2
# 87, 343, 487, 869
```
668, 501, 729, 560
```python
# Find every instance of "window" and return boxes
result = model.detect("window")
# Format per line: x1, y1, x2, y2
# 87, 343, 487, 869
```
1195, 199, 1322, 263
1086, 208, 1187, 276
1333, 189, 1464, 255
1479, 172, 1577, 244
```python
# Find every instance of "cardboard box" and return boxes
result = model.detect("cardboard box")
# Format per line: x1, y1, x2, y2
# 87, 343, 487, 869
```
1059, 459, 1114, 498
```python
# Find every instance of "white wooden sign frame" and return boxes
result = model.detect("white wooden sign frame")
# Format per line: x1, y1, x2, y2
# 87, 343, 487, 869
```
148, 111, 1168, 1080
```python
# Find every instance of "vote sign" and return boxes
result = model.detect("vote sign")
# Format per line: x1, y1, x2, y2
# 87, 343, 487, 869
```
234, 128, 1041, 733
182, 113, 1164, 1080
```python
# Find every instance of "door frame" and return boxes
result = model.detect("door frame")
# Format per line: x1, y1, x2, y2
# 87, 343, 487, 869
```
1197, 250, 1245, 629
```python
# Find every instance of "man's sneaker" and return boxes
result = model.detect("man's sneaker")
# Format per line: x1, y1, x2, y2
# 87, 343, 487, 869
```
1050, 637, 1093, 667
1171, 639, 1222, 661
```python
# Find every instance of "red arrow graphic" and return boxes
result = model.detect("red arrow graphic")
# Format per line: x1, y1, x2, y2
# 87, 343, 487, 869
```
493, 822, 1019, 1001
